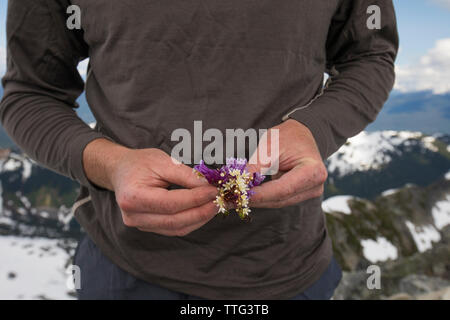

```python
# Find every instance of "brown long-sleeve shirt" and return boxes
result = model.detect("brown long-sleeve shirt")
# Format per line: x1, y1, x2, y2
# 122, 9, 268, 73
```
0, 0, 398, 299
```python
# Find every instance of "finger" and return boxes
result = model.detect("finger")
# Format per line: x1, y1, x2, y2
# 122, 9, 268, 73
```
125, 201, 218, 233
251, 185, 323, 208
162, 159, 210, 188
249, 160, 326, 203
119, 185, 218, 214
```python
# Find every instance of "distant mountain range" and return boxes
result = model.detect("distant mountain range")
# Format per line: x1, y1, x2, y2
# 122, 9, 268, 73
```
368, 90, 450, 134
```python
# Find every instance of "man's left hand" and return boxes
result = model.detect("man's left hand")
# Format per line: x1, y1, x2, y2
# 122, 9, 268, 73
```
249, 119, 328, 208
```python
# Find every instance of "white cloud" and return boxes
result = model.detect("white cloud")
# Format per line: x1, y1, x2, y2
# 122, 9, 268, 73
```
430, 0, 450, 10
0, 47, 6, 76
395, 38, 450, 94
77, 58, 89, 79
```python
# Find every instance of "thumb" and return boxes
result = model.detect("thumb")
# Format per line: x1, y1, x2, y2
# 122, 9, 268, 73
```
163, 157, 210, 188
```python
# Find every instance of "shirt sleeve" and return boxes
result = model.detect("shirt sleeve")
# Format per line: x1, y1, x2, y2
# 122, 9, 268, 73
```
287, 0, 399, 159
0, 0, 107, 189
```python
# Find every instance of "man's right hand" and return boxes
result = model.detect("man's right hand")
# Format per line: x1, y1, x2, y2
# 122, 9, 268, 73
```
83, 139, 218, 237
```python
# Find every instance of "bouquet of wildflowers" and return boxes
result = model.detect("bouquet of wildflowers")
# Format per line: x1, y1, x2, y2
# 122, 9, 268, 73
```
194, 158, 265, 220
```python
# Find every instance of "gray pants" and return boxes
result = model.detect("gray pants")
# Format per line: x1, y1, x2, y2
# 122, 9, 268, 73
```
74, 234, 342, 300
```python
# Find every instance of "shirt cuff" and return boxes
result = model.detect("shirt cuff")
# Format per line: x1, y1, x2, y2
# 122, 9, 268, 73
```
285, 104, 330, 160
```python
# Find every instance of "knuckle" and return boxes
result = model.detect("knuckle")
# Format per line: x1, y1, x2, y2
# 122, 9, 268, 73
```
116, 192, 136, 212
313, 163, 328, 184
122, 214, 135, 227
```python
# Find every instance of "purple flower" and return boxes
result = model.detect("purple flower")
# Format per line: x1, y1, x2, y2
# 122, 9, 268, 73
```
225, 157, 247, 172
193, 160, 223, 186
194, 158, 266, 220
249, 172, 265, 189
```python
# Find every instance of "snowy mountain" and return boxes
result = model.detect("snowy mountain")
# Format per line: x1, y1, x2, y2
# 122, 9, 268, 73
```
327, 131, 445, 177
325, 131, 450, 199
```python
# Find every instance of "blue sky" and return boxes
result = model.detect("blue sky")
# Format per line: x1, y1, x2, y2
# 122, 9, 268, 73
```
1, 0, 450, 92
394, 0, 450, 65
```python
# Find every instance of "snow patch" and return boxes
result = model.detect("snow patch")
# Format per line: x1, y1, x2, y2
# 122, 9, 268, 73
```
422, 136, 439, 152
21, 159, 32, 181
1, 154, 33, 181
20, 196, 31, 209
40, 211, 50, 219
405, 221, 441, 253
381, 188, 399, 196
0, 236, 75, 300
361, 237, 398, 263
0, 216, 14, 226
3, 158, 21, 172
432, 195, 450, 230
322, 196, 354, 215
445, 171, 450, 180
